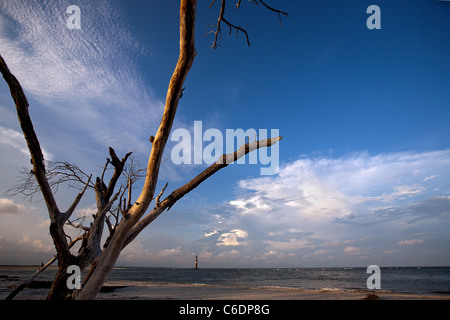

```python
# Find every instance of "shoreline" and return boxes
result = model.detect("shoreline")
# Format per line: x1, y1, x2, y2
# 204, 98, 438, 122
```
97, 280, 450, 300
3, 280, 449, 300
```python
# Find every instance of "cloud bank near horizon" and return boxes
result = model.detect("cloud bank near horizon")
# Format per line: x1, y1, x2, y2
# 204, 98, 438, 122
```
1, 147, 449, 266
115, 149, 450, 267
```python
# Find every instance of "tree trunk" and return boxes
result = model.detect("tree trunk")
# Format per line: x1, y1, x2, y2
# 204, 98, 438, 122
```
75, 0, 197, 300
46, 264, 71, 300
1, 0, 285, 301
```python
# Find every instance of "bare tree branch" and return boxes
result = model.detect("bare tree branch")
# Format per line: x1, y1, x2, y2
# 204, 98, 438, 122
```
62, 174, 92, 222
104, 148, 132, 201
209, 0, 288, 48
211, 0, 250, 48
1, 54, 79, 277
0, 54, 60, 218
66, 219, 90, 232
4, 167, 42, 201
252, 0, 289, 21
76, 0, 197, 300
155, 182, 168, 208
4, 161, 94, 202
124, 135, 282, 247
100, 158, 110, 183
1, 0, 285, 300
126, 177, 132, 210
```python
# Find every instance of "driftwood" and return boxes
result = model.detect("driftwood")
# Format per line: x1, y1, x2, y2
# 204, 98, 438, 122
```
0, 0, 284, 300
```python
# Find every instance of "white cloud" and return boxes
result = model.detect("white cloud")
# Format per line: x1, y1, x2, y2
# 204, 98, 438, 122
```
391, 185, 425, 198
229, 196, 271, 215
159, 248, 183, 257
216, 249, 242, 259
302, 249, 330, 258
120, 240, 150, 262
0, 127, 53, 160
0, 0, 162, 155
0, 198, 31, 215
171, 150, 450, 266
397, 239, 424, 246
232, 149, 450, 221
423, 175, 438, 182
203, 230, 218, 238
354, 185, 426, 204
75, 203, 97, 220
344, 246, 364, 255
217, 229, 248, 246
324, 240, 354, 247
312, 249, 329, 256
371, 196, 450, 224
0, 127, 28, 156
264, 239, 313, 251
19, 235, 54, 254
219, 149, 450, 265
36, 219, 50, 228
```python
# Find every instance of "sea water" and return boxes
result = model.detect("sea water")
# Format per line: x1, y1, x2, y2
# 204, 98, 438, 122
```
1, 266, 449, 297
106, 266, 450, 295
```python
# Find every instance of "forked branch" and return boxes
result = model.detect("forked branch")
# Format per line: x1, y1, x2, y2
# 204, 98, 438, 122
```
211, 0, 250, 48
209, 0, 288, 48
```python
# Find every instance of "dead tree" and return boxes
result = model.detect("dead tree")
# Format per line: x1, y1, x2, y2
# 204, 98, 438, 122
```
0, 0, 284, 300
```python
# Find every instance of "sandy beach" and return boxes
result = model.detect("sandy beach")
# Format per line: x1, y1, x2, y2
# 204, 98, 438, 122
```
4, 280, 449, 300
96, 281, 450, 300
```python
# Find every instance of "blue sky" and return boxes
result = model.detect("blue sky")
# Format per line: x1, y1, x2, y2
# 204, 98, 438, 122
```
0, 0, 449, 268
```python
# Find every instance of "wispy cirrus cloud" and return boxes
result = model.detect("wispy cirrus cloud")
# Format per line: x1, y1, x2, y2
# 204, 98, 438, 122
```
0, 0, 162, 156
397, 239, 424, 246
0, 127, 53, 160
0, 0, 166, 265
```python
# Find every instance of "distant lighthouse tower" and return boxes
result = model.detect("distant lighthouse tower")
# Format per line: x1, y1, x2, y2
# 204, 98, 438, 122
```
194, 255, 198, 269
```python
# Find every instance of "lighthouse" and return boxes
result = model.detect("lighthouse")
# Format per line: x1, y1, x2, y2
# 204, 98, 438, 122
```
194, 255, 198, 269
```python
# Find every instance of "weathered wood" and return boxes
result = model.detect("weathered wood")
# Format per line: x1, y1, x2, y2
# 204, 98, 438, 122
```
75, 0, 198, 300
1, 0, 285, 300
124, 136, 282, 248
1, 54, 78, 299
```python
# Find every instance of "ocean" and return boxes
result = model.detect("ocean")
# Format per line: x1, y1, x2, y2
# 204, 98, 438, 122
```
108, 266, 450, 295
1, 266, 450, 297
